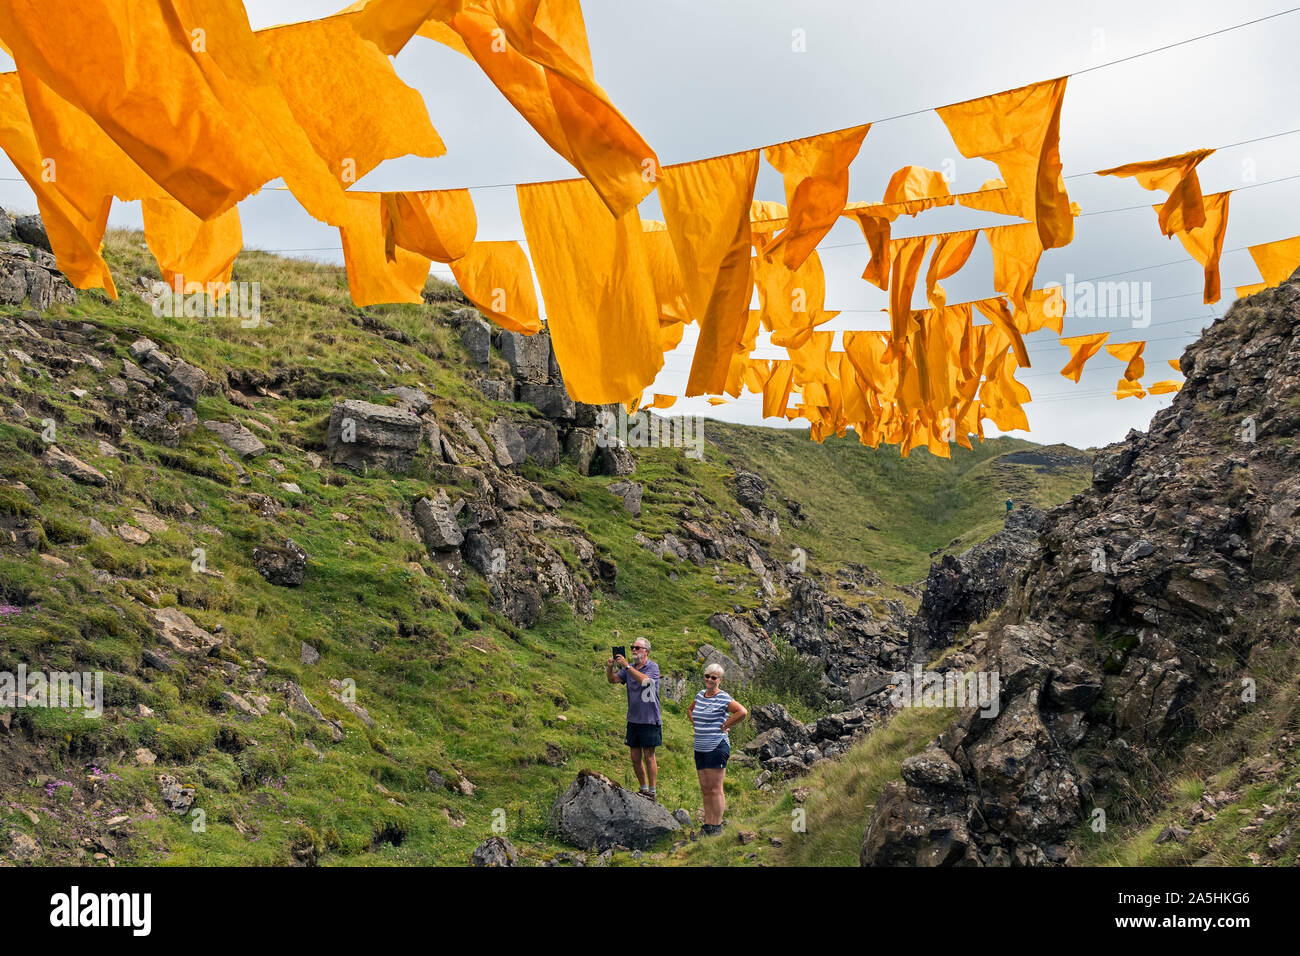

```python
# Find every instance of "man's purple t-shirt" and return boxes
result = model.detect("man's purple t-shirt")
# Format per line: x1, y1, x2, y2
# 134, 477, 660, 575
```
618, 659, 661, 725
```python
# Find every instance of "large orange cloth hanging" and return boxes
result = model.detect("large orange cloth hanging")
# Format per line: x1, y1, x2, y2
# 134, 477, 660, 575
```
142, 199, 243, 293
382, 189, 476, 263
984, 222, 1044, 313
753, 241, 832, 350
354, 0, 658, 217
517, 177, 663, 403
262, 13, 446, 189
887, 234, 932, 351
12, 70, 163, 226
936, 77, 1074, 249
1096, 148, 1214, 236
640, 221, 691, 351
0, 73, 115, 295
338, 193, 431, 306
0, 0, 350, 224
1168, 191, 1230, 304
762, 124, 870, 269
448, 240, 542, 334
1248, 234, 1300, 286
1105, 340, 1146, 381
1059, 332, 1110, 382
658, 151, 759, 396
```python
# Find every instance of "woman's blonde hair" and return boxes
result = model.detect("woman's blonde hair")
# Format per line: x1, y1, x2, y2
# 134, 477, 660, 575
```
703, 662, 725, 679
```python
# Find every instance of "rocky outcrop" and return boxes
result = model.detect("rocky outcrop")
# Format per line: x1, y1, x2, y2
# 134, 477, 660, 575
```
471, 836, 518, 866
413, 492, 465, 551
203, 420, 266, 459
326, 400, 422, 471
549, 770, 682, 850
0, 222, 78, 311
41, 445, 108, 486
706, 612, 776, 676
862, 273, 1300, 866
253, 539, 308, 587
908, 507, 1046, 658
769, 579, 908, 701
734, 470, 767, 514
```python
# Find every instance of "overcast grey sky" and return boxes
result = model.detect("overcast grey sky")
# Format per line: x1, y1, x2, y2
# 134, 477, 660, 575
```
2, 0, 1298, 450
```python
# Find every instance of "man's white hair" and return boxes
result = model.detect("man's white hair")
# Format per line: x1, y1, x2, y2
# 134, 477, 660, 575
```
635, 638, 651, 651
703, 662, 725, 678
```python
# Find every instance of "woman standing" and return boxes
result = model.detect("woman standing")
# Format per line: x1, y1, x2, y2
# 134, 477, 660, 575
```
686, 662, 748, 836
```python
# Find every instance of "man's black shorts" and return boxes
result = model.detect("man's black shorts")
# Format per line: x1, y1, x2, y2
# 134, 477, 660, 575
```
626, 722, 662, 748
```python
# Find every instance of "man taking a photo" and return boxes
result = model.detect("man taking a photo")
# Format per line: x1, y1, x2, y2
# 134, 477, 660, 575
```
605, 638, 661, 801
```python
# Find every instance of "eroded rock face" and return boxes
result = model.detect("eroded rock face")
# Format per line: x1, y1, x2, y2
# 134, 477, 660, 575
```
862, 275, 1300, 867
549, 770, 681, 850
908, 507, 1047, 658
325, 400, 421, 471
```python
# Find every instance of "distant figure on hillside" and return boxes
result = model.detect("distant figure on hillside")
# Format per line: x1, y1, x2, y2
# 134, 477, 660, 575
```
605, 638, 662, 802
1005, 497, 1014, 512
687, 663, 748, 836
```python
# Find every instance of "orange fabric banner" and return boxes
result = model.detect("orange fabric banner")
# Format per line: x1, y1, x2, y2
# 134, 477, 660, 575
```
937, 77, 1074, 249
338, 192, 431, 305
382, 189, 477, 263
448, 240, 542, 334
517, 177, 663, 403
142, 199, 243, 293
1168, 191, 1230, 304
1059, 332, 1110, 382
658, 151, 760, 396
1096, 148, 1214, 236
763, 124, 870, 269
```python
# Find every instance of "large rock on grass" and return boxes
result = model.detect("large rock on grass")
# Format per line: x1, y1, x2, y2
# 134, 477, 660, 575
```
550, 770, 681, 850
325, 399, 421, 472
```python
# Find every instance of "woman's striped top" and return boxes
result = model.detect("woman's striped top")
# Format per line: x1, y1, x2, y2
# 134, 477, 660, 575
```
692, 689, 733, 752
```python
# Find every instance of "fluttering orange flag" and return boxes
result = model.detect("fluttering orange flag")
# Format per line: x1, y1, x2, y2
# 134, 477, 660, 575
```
658, 152, 760, 396
0, 72, 115, 294
985, 222, 1045, 313
936, 77, 1074, 249
886, 235, 932, 352
1114, 378, 1147, 400
338, 193, 431, 306
262, 13, 446, 189
1167, 191, 1230, 304
1059, 332, 1110, 382
142, 199, 243, 293
925, 229, 979, 310
1248, 234, 1300, 286
1096, 148, 1214, 236
382, 189, 477, 263
352, 0, 658, 217
1148, 380, 1182, 395
762, 124, 870, 269
0, 0, 350, 224
448, 240, 542, 334
1105, 340, 1146, 381
517, 177, 663, 403
640, 221, 692, 351
884, 165, 952, 204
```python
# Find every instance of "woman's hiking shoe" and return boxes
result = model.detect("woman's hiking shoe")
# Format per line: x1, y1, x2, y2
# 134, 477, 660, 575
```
638, 787, 657, 802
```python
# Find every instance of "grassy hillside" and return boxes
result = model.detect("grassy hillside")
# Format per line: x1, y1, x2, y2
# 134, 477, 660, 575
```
0, 231, 1090, 866
706, 423, 1091, 583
